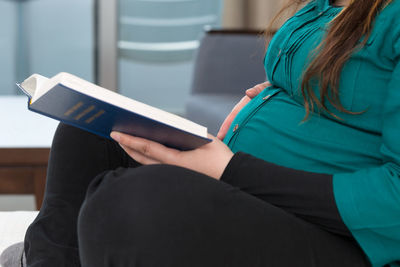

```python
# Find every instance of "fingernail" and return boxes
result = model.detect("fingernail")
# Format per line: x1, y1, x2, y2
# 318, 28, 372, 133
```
110, 132, 120, 142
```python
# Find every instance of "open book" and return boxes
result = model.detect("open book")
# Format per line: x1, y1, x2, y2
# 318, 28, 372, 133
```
17, 72, 211, 150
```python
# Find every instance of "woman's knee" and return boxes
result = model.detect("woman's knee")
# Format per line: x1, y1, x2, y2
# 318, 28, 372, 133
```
52, 123, 137, 169
52, 123, 104, 146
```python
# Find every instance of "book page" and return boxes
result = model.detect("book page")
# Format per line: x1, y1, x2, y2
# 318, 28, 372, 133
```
20, 74, 50, 99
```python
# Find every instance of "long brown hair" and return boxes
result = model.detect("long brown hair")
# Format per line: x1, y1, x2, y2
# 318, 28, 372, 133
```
269, 0, 392, 120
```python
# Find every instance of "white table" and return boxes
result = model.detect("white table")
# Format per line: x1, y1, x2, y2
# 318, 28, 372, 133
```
0, 96, 58, 148
0, 96, 59, 209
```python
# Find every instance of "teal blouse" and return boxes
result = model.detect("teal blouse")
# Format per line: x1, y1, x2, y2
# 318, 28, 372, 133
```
223, 0, 400, 266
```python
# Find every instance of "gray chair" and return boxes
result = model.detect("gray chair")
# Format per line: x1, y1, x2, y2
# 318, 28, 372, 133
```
185, 29, 269, 135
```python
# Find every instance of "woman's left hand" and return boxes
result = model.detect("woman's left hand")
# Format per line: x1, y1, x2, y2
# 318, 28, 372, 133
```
110, 132, 234, 180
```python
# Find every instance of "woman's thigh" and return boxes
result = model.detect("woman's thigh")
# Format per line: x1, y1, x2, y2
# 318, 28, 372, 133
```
78, 165, 370, 267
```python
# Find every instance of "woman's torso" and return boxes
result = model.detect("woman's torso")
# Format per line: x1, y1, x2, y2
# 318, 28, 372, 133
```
224, 0, 399, 175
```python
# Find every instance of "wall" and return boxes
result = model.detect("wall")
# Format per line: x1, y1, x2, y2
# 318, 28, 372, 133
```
0, 0, 94, 95
0, 1, 17, 95
222, 0, 287, 30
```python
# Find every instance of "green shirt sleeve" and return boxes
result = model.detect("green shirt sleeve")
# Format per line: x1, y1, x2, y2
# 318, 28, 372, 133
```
333, 28, 400, 267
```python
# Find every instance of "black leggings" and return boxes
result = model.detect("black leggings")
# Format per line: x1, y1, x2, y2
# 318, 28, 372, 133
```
24, 123, 370, 267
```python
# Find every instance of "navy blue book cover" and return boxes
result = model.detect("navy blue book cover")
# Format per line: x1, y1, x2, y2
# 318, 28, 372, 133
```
17, 83, 211, 151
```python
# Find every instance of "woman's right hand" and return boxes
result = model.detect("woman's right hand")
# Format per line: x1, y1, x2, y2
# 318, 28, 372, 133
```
217, 81, 271, 140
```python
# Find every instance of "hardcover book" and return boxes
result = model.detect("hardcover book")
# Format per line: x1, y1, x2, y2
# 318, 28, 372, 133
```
17, 72, 211, 150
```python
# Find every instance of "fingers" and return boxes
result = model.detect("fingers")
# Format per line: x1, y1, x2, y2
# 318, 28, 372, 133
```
217, 96, 251, 140
246, 81, 271, 99
110, 132, 180, 165
217, 81, 271, 140
119, 144, 161, 165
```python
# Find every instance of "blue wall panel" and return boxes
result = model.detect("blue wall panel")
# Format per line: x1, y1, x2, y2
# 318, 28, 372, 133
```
0, 2, 17, 94
0, 0, 94, 95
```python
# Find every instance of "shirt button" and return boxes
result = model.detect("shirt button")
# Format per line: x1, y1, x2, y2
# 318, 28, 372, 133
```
277, 49, 282, 56
233, 124, 239, 132
263, 94, 272, 101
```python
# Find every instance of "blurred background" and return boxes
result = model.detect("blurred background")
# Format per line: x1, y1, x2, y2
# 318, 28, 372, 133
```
0, 0, 285, 210
0, 0, 285, 111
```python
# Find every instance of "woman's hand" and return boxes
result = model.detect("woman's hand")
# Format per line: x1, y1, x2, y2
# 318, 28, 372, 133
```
110, 132, 234, 180
217, 81, 271, 140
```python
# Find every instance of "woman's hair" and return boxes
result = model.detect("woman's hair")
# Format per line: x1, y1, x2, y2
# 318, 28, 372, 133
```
269, 0, 392, 120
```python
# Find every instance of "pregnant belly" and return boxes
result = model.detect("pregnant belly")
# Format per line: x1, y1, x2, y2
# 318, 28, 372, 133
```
227, 92, 382, 174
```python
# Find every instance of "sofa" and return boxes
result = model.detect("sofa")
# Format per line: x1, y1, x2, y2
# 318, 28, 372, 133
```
185, 29, 269, 135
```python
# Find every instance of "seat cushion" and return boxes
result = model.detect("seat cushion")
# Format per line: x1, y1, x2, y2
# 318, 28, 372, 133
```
0, 211, 38, 255
0, 242, 25, 267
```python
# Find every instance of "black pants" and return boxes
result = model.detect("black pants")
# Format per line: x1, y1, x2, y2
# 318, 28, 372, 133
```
24, 123, 370, 267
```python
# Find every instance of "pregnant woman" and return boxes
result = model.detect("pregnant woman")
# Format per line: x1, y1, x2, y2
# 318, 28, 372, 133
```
25, 0, 400, 266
